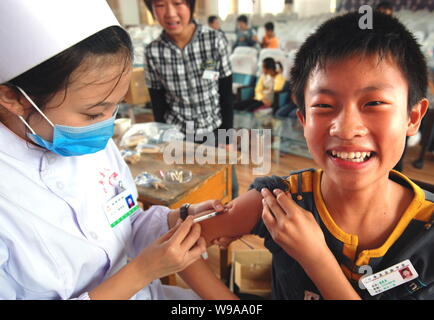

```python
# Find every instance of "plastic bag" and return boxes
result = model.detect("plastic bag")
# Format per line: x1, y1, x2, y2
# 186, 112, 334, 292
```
119, 122, 184, 149
120, 149, 141, 164
135, 172, 167, 190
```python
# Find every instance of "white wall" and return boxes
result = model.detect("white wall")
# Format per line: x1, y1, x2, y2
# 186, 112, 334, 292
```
293, 0, 334, 18
260, 0, 285, 15
118, 0, 140, 25
204, 0, 219, 16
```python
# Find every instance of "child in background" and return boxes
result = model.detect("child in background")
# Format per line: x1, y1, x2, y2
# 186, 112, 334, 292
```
233, 15, 258, 50
234, 57, 285, 112
261, 22, 279, 49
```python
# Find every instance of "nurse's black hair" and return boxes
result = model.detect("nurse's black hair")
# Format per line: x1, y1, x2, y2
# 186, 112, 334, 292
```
290, 11, 428, 116
5, 26, 133, 111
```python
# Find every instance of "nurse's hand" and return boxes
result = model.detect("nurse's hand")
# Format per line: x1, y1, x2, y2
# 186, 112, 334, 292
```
260, 188, 330, 269
137, 216, 206, 281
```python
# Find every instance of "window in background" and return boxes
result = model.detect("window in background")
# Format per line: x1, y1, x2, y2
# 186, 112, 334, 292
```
218, 0, 232, 20
238, 0, 254, 14
260, 0, 285, 14
330, 0, 337, 13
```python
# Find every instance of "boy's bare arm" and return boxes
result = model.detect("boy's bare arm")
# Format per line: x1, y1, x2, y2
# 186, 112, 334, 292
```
197, 189, 264, 245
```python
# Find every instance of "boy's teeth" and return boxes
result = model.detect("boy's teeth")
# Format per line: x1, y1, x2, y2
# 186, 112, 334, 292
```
331, 150, 372, 162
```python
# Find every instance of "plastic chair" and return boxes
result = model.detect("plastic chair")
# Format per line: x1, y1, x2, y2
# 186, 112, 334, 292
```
230, 53, 258, 98
233, 46, 259, 57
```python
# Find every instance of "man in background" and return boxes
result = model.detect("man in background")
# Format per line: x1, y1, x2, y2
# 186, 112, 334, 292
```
208, 15, 228, 44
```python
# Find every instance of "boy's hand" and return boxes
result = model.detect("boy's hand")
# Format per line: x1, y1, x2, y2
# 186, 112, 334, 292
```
260, 188, 330, 269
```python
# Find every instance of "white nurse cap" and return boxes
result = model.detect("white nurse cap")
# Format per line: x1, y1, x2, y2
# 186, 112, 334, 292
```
0, 0, 120, 83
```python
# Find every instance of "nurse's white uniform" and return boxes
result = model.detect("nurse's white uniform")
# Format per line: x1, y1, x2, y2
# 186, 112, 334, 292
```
0, 0, 199, 300
0, 122, 199, 299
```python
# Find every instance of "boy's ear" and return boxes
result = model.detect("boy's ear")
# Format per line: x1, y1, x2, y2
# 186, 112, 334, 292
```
407, 98, 429, 137
296, 109, 306, 127
0, 85, 27, 116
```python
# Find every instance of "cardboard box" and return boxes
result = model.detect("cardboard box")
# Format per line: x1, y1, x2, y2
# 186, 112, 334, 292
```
124, 67, 150, 105
231, 249, 272, 298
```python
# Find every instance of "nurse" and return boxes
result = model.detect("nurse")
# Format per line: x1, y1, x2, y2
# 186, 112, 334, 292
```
0, 0, 236, 300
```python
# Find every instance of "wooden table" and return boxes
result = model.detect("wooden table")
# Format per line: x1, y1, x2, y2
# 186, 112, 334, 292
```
128, 146, 233, 209
126, 142, 233, 285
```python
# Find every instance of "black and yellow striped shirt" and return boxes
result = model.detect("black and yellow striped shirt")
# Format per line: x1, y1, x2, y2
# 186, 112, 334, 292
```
251, 168, 434, 300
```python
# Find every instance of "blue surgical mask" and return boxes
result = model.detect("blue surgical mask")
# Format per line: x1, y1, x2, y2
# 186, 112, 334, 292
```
16, 86, 118, 157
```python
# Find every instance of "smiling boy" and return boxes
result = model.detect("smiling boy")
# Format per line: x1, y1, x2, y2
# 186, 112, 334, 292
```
259, 11, 434, 299
201, 11, 434, 300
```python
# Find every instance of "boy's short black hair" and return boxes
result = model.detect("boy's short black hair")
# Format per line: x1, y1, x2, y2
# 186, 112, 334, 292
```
265, 22, 274, 31
208, 15, 218, 25
144, 0, 196, 19
237, 15, 248, 24
290, 11, 428, 115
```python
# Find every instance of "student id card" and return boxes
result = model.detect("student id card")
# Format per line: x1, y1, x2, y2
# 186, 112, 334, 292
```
103, 189, 139, 228
202, 69, 219, 81
361, 259, 419, 296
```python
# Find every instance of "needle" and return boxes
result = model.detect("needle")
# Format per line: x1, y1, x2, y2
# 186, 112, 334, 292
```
193, 211, 225, 223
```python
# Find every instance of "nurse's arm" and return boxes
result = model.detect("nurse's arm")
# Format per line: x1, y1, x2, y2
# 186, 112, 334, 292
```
177, 189, 264, 299
178, 259, 239, 299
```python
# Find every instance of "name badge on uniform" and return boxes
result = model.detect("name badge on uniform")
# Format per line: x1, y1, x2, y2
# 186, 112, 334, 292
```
202, 69, 219, 81
361, 259, 419, 296
103, 189, 139, 228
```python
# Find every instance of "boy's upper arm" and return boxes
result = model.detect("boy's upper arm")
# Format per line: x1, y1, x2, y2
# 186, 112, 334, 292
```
197, 189, 263, 245
197, 175, 291, 245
